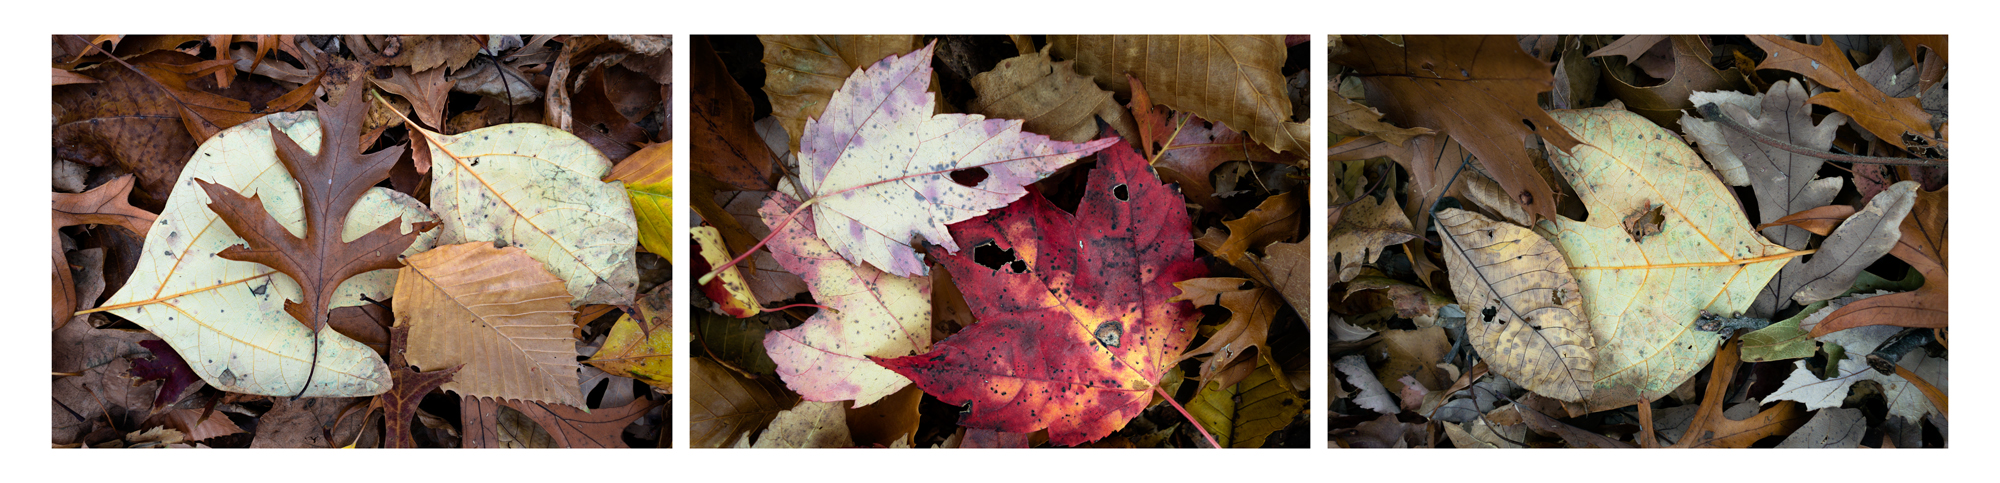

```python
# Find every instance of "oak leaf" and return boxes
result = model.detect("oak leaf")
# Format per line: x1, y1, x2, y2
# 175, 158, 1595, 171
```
1748, 36, 1938, 150
876, 141, 1207, 446
1173, 278, 1284, 388
793, 41, 1116, 277
1435, 208, 1594, 402
1591, 35, 1750, 128
102, 104, 437, 398
1334, 35, 1583, 222
52, 175, 155, 329
395, 242, 583, 408
1329, 192, 1417, 283
1050, 35, 1307, 155
377, 325, 460, 449
1131, 77, 1295, 212
1539, 108, 1794, 412
759, 189, 932, 406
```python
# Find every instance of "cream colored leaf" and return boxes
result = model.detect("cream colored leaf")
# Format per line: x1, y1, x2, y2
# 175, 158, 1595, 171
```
418, 123, 639, 306
396, 242, 583, 408
1436, 208, 1594, 402
752, 401, 853, 448
1537, 108, 1794, 412
102, 111, 438, 397
759, 189, 932, 406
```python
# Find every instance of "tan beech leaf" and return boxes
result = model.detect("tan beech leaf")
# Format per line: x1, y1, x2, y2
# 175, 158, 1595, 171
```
758, 35, 924, 155
396, 242, 583, 408
1435, 208, 1594, 402
760, 189, 932, 406
969, 46, 1131, 143
752, 401, 853, 448
415, 122, 639, 306
1050, 35, 1307, 155
691, 356, 799, 448
1538, 108, 1794, 412
101, 111, 439, 398
1330, 193, 1418, 283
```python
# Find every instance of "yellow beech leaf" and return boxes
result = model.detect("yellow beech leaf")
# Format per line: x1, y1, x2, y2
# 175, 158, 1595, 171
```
396, 242, 583, 408
586, 285, 671, 390
99, 111, 438, 397
1537, 108, 1796, 412
415, 122, 639, 306
606, 141, 671, 261
1435, 208, 1593, 402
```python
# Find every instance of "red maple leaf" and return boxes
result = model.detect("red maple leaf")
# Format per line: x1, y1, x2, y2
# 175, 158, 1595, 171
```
875, 139, 1206, 446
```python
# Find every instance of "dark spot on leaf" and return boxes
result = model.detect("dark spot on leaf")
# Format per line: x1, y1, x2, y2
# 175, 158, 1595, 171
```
1094, 322, 1122, 348
1481, 306, 1498, 323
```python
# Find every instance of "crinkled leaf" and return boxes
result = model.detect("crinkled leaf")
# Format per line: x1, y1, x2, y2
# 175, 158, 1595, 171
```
1435, 208, 1594, 402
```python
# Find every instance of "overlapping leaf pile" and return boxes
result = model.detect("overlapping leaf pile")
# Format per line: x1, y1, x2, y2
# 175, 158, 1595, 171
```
1328, 35, 1945, 448
690, 35, 1312, 448
53, 35, 670, 448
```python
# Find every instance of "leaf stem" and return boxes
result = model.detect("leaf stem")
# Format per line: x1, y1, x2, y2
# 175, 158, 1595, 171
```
1153, 385, 1222, 448
1148, 114, 1192, 165
1567, 249, 1815, 270
695, 196, 816, 286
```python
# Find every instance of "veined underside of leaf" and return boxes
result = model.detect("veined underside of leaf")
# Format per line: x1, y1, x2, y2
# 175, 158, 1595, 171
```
1049, 35, 1308, 155
798, 41, 1115, 277
1435, 208, 1594, 402
760, 188, 932, 407
876, 141, 1207, 446
1537, 108, 1793, 412
102, 110, 438, 397
1334, 35, 1583, 223
417, 122, 639, 306
396, 242, 583, 408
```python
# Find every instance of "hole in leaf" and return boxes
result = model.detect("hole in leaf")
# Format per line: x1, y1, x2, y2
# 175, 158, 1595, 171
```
973, 243, 1022, 273
1481, 306, 1498, 323
1522, 119, 1538, 131
1112, 184, 1129, 201
951, 167, 989, 187
1238, 280, 1256, 290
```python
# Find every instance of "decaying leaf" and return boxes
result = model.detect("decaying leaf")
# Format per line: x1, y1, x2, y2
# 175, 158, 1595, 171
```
1786, 182, 1918, 305
693, 225, 761, 318
1174, 278, 1284, 388
751, 401, 853, 448
969, 47, 1129, 143
1186, 357, 1300, 448
606, 141, 673, 261
1334, 35, 1583, 222
1539, 107, 1793, 412
1329, 193, 1417, 283
691, 357, 798, 448
586, 285, 672, 390
416, 121, 639, 306
1812, 186, 1946, 337
1592, 36, 1749, 128
759, 35, 925, 156
52, 175, 156, 329
377, 325, 460, 449
876, 141, 1206, 446
1748, 36, 1937, 150
1435, 208, 1594, 402
396, 242, 583, 407
1050, 35, 1307, 155
792, 42, 1115, 277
